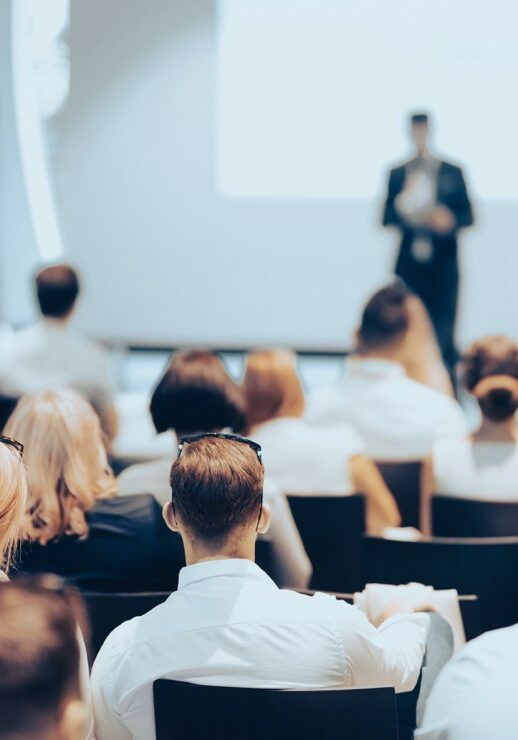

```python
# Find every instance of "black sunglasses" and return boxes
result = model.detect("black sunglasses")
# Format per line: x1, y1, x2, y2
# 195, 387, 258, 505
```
173, 432, 264, 530
176, 432, 262, 463
0, 434, 24, 460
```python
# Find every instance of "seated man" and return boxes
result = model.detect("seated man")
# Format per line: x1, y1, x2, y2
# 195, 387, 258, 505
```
0, 263, 117, 440
306, 281, 466, 459
0, 580, 88, 740
92, 433, 434, 739
416, 623, 518, 739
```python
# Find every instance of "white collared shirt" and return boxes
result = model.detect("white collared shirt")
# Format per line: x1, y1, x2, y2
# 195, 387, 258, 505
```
306, 358, 466, 460
91, 559, 429, 740
0, 319, 113, 407
252, 417, 363, 495
416, 624, 518, 739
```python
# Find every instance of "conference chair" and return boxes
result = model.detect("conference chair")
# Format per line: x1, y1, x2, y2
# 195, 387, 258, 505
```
82, 591, 170, 663
0, 394, 18, 430
153, 680, 399, 740
375, 461, 422, 528
432, 495, 518, 537
363, 535, 518, 634
294, 588, 481, 642
287, 494, 365, 592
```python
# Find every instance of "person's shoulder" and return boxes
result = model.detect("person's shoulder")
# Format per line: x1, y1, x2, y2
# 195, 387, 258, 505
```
92, 493, 161, 525
439, 159, 464, 176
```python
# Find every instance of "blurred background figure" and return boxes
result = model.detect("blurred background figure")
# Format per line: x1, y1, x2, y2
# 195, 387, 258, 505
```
0, 579, 88, 740
243, 349, 400, 534
422, 336, 518, 533
306, 282, 466, 460
382, 113, 474, 370
0, 264, 118, 441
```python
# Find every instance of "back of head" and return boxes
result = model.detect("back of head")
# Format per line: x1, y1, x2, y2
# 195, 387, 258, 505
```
0, 442, 27, 572
150, 350, 246, 435
4, 390, 116, 544
0, 581, 82, 739
463, 336, 518, 422
243, 349, 305, 429
357, 281, 411, 354
35, 264, 80, 319
170, 435, 264, 551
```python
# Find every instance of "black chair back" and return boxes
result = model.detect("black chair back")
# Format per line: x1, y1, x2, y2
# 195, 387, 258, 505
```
153, 680, 399, 740
0, 394, 18, 430
375, 461, 422, 528
432, 495, 518, 537
287, 494, 365, 592
83, 591, 170, 663
363, 535, 518, 634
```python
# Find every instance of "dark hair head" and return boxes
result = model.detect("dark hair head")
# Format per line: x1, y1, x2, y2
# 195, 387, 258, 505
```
410, 112, 429, 126
462, 336, 518, 422
357, 281, 411, 353
150, 351, 246, 436
35, 264, 80, 318
170, 435, 264, 549
0, 580, 81, 738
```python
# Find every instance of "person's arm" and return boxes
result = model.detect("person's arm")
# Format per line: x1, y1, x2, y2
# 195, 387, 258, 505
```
420, 456, 436, 536
349, 454, 401, 534
450, 167, 474, 231
90, 650, 133, 740
340, 600, 429, 693
382, 168, 405, 228
263, 483, 312, 588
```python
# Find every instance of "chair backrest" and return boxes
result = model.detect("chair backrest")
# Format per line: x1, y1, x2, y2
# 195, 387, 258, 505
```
82, 591, 170, 663
363, 535, 518, 634
432, 495, 518, 537
287, 494, 365, 592
0, 394, 18, 430
375, 461, 422, 528
153, 680, 399, 740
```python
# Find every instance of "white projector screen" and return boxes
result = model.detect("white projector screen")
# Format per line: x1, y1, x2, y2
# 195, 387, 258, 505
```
54, 0, 518, 350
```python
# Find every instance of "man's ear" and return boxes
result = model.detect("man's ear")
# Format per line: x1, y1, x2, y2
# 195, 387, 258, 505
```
163, 501, 180, 533
257, 502, 271, 535
59, 699, 88, 740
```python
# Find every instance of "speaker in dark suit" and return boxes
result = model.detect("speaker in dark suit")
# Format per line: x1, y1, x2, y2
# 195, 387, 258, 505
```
382, 113, 474, 368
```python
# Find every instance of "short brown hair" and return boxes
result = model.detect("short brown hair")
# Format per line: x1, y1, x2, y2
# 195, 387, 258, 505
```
243, 350, 304, 430
0, 580, 82, 738
35, 263, 80, 318
357, 281, 411, 352
170, 436, 264, 548
462, 336, 518, 421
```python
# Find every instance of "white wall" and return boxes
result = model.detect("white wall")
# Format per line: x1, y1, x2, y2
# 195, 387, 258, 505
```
19, 0, 518, 349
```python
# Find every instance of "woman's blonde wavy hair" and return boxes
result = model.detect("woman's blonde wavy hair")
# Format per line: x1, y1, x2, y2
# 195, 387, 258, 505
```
0, 442, 28, 572
5, 389, 117, 544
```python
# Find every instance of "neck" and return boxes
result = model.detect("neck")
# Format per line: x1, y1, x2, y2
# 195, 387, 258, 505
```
356, 348, 404, 366
183, 533, 257, 566
474, 417, 518, 442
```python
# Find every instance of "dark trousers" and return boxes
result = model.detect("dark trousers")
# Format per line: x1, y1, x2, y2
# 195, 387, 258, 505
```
396, 613, 454, 740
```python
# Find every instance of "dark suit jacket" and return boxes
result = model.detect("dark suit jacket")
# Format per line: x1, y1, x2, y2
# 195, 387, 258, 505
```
14, 494, 185, 592
382, 160, 474, 280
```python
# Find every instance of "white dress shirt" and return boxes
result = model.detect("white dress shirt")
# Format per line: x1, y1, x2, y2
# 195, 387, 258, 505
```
432, 437, 518, 500
91, 559, 429, 740
252, 417, 363, 495
416, 624, 518, 739
0, 319, 113, 408
118, 465, 311, 589
306, 358, 466, 460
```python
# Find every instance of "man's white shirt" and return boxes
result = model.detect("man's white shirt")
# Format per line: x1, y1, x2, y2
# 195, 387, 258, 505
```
0, 319, 113, 408
91, 559, 429, 740
306, 358, 466, 460
416, 624, 518, 739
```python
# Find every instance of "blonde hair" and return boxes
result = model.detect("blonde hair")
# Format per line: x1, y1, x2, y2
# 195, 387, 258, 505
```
243, 350, 305, 431
0, 443, 28, 571
5, 390, 117, 544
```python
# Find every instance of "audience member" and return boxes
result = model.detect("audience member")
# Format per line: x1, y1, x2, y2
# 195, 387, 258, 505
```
416, 623, 518, 739
0, 435, 27, 579
0, 580, 88, 740
92, 434, 431, 739
306, 281, 466, 459
0, 264, 118, 440
422, 336, 518, 533
6, 390, 184, 591
243, 349, 400, 533
118, 350, 311, 587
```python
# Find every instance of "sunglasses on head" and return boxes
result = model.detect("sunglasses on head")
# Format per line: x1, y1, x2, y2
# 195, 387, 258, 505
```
176, 432, 262, 463
0, 434, 23, 460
